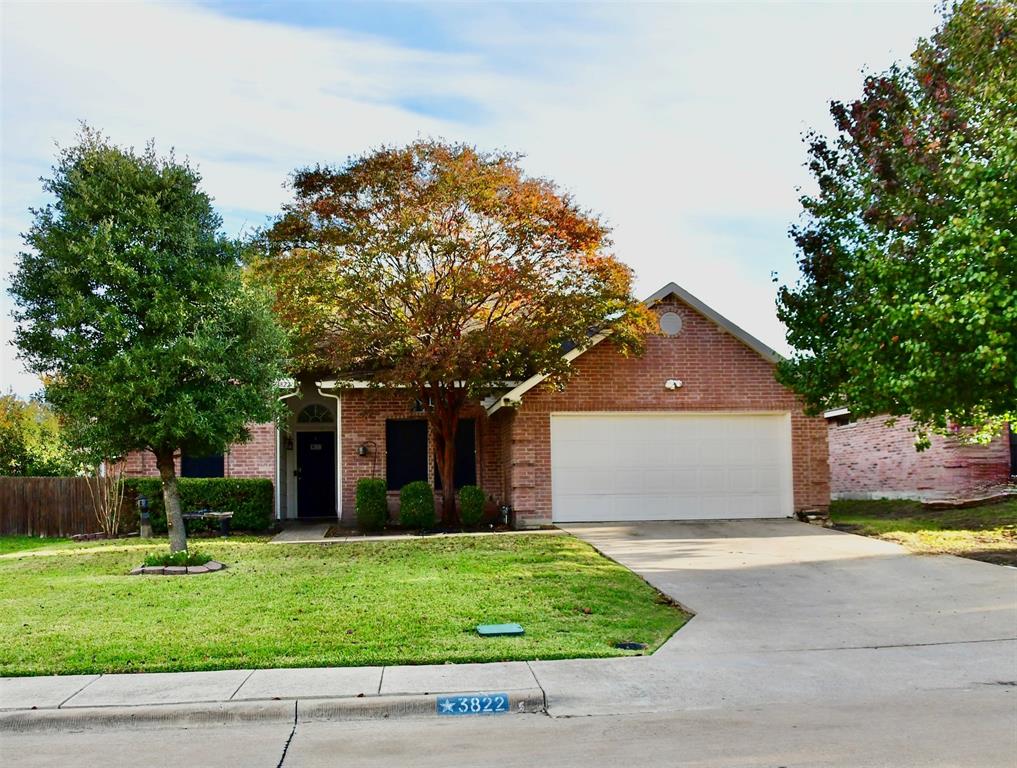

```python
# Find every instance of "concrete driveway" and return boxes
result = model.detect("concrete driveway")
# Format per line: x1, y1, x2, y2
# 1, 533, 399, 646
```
538, 519, 1017, 717
564, 519, 1017, 652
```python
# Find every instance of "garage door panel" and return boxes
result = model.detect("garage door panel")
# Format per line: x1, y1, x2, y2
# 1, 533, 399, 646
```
551, 413, 793, 522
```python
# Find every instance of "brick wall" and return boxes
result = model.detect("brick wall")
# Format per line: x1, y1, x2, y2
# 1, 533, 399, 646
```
504, 298, 830, 526
828, 416, 1012, 499
121, 423, 276, 481
337, 389, 505, 524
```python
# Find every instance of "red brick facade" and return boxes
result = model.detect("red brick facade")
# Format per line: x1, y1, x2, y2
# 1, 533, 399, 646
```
121, 422, 276, 480
124, 293, 832, 526
336, 390, 502, 524
501, 299, 830, 526
828, 415, 1013, 499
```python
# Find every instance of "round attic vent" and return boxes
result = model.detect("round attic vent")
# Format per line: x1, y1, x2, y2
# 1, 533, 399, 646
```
658, 311, 683, 336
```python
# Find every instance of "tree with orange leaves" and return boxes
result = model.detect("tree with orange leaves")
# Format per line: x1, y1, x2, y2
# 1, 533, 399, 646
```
255, 141, 654, 525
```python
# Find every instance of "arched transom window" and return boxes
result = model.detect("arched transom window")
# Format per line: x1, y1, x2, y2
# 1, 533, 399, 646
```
297, 404, 333, 424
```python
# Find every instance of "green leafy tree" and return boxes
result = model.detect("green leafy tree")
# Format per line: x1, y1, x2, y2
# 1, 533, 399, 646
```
10, 128, 287, 551
255, 141, 655, 524
0, 392, 82, 476
777, 0, 1016, 445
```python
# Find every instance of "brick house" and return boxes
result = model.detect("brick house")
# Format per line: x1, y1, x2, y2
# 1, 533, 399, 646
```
125, 282, 830, 527
826, 411, 1016, 501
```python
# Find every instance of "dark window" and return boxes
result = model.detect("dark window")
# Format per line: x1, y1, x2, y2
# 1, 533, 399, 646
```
181, 453, 224, 478
386, 420, 428, 491
1010, 425, 1016, 476
434, 418, 477, 490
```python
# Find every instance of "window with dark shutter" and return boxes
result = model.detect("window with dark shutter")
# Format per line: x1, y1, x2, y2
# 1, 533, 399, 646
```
385, 419, 428, 490
181, 453, 225, 478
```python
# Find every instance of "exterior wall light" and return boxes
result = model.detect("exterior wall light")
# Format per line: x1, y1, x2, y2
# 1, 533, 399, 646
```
664, 379, 684, 391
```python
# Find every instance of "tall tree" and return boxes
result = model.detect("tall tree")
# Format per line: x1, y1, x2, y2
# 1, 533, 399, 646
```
777, 0, 1016, 445
256, 141, 654, 524
10, 128, 287, 552
0, 393, 82, 476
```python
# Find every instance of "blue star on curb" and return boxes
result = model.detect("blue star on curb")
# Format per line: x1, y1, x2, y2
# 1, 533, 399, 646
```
439, 699, 456, 713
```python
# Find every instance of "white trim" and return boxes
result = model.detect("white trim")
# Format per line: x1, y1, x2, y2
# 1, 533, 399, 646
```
275, 386, 301, 520
487, 332, 610, 415
316, 382, 343, 519
317, 380, 377, 390
823, 407, 850, 419
548, 409, 794, 417
486, 281, 782, 416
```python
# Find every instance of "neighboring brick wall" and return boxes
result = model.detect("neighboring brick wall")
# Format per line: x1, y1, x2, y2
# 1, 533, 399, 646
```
828, 416, 1012, 499
504, 298, 830, 527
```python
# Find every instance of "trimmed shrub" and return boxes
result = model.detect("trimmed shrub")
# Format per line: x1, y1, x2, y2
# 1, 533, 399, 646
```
399, 480, 436, 530
458, 485, 486, 528
123, 477, 274, 534
356, 478, 388, 532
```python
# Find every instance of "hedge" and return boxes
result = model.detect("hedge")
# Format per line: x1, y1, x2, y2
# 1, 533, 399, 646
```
458, 485, 486, 528
399, 480, 436, 530
123, 477, 274, 534
355, 478, 388, 532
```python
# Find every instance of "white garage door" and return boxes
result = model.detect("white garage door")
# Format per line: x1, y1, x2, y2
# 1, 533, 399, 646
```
550, 413, 793, 522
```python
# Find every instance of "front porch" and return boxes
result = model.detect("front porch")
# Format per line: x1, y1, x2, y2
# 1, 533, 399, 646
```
275, 381, 505, 524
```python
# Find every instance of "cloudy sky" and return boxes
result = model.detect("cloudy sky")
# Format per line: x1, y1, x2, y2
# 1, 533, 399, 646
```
1, 0, 938, 396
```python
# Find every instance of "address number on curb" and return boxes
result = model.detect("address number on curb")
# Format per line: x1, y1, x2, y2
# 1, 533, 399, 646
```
436, 693, 510, 716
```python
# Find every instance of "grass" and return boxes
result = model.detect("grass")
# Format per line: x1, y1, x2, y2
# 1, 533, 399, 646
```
830, 498, 1017, 565
0, 534, 688, 677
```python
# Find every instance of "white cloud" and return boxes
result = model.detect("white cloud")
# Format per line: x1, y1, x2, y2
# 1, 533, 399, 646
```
0, 0, 938, 394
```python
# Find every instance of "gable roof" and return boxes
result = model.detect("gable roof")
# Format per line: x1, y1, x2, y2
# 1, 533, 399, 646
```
486, 281, 782, 415
647, 282, 782, 363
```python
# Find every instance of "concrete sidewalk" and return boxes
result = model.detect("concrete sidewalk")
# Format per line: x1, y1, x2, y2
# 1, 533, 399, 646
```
0, 661, 547, 729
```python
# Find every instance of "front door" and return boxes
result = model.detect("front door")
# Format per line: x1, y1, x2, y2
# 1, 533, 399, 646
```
297, 431, 336, 518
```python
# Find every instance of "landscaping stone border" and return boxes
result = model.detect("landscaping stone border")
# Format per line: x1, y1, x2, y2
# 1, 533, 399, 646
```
129, 560, 226, 576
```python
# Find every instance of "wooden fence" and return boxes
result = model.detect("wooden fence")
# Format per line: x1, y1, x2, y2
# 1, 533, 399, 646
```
0, 477, 110, 537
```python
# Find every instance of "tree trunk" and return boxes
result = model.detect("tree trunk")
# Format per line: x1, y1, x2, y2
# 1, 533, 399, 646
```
156, 450, 187, 553
430, 399, 460, 527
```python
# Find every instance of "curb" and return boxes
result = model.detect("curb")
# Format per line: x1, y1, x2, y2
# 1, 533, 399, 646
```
0, 689, 547, 732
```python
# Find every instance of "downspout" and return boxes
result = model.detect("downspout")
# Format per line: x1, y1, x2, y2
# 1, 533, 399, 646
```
316, 382, 342, 521
276, 385, 301, 521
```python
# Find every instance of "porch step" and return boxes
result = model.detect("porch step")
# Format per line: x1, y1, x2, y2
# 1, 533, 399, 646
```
270, 523, 332, 543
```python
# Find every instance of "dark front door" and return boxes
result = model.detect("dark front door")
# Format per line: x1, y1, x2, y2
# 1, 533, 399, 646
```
297, 431, 336, 518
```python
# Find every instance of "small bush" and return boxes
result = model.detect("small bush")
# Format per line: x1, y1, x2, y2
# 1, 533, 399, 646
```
356, 478, 388, 532
123, 478, 274, 534
142, 550, 212, 567
399, 480, 436, 530
459, 485, 486, 528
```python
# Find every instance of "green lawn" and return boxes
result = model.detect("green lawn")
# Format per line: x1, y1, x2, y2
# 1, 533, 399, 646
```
830, 498, 1017, 565
0, 534, 688, 677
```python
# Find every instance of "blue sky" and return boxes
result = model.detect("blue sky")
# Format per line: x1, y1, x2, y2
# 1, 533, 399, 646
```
0, 1, 939, 395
